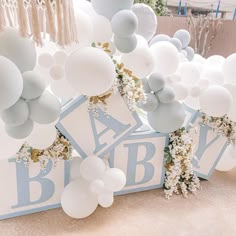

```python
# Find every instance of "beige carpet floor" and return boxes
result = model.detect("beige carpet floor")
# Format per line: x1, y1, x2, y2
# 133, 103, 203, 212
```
0, 168, 236, 236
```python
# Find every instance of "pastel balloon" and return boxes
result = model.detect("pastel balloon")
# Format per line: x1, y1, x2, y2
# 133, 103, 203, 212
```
121, 46, 154, 78
148, 72, 166, 92
185, 46, 194, 61
149, 34, 170, 46
150, 41, 179, 76
1, 99, 29, 126
132, 3, 157, 41
61, 179, 98, 219
0, 56, 23, 111
223, 53, 236, 85
138, 93, 159, 112
203, 67, 224, 85
197, 79, 210, 90
147, 101, 186, 133
178, 62, 200, 85
173, 29, 191, 48
89, 179, 105, 195
91, 0, 134, 20
103, 168, 126, 192
98, 191, 114, 208
49, 64, 65, 80
141, 78, 151, 93
156, 87, 175, 103
5, 119, 34, 139
65, 47, 116, 96
169, 38, 182, 52
70, 156, 83, 182
136, 35, 149, 48
200, 85, 233, 117
26, 123, 57, 149
171, 83, 188, 100
223, 84, 236, 100
184, 96, 201, 110
0, 28, 36, 72
28, 91, 61, 124
228, 102, 236, 122
206, 55, 225, 68
114, 34, 137, 54
189, 86, 201, 97
111, 10, 138, 37
38, 53, 54, 68
80, 156, 106, 182
53, 51, 67, 65
21, 71, 46, 100
0, 120, 22, 159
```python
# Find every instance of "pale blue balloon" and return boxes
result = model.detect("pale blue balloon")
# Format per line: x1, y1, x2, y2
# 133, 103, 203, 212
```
148, 73, 166, 92
147, 101, 186, 133
0, 99, 29, 126
22, 71, 46, 100
173, 29, 191, 48
114, 34, 137, 53
156, 87, 175, 103
141, 78, 151, 93
185, 46, 195, 61
138, 93, 159, 112
28, 91, 61, 124
111, 10, 138, 37
5, 119, 34, 139
169, 38, 182, 52
149, 34, 170, 46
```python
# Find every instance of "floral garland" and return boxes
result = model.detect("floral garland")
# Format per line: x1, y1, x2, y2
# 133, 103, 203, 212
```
16, 131, 73, 170
201, 114, 236, 145
164, 127, 201, 199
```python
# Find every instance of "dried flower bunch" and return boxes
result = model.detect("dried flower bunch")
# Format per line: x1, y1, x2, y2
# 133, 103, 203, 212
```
202, 114, 236, 145
16, 131, 73, 170
164, 127, 201, 199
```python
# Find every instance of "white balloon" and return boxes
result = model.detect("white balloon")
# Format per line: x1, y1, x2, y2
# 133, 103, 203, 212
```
197, 79, 209, 90
193, 54, 206, 64
228, 101, 236, 122
53, 51, 67, 65
149, 34, 170, 46
26, 123, 57, 149
206, 55, 225, 68
28, 91, 61, 124
171, 83, 188, 100
75, 10, 93, 46
216, 145, 236, 172
91, 15, 112, 43
136, 35, 149, 48
0, 28, 36, 72
184, 96, 200, 110
103, 168, 126, 192
150, 41, 179, 76
0, 56, 23, 111
98, 191, 114, 208
178, 62, 200, 85
132, 3, 157, 41
70, 156, 83, 182
38, 53, 54, 68
189, 86, 201, 98
1, 99, 29, 126
114, 34, 137, 54
22, 71, 46, 100
80, 156, 106, 182
73, 0, 97, 17
49, 64, 65, 80
50, 79, 77, 100
224, 84, 236, 100
200, 85, 233, 117
89, 179, 105, 195
223, 53, 236, 85
61, 179, 98, 219
65, 47, 116, 96
203, 67, 224, 85
121, 46, 154, 78
0, 119, 23, 159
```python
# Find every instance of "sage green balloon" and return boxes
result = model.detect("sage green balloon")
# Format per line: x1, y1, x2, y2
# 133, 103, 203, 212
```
147, 101, 186, 133
114, 34, 137, 53
169, 38, 182, 52
173, 29, 191, 49
138, 93, 159, 112
141, 78, 151, 93
156, 87, 175, 104
148, 73, 166, 92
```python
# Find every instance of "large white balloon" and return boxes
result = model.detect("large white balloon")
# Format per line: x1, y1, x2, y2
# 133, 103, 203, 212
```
0, 56, 23, 111
61, 179, 98, 219
91, 0, 134, 20
80, 156, 106, 182
121, 46, 154, 78
0, 119, 23, 159
132, 3, 157, 41
65, 47, 116, 96
206, 55, 225, 68
26, 123, 57, 149
171, 83, 188, 100
223, 53, 236, 85
150, 41, 179, 76
0, 28, 36, 72
199, 85, 233, 117
202, 67, 224, 85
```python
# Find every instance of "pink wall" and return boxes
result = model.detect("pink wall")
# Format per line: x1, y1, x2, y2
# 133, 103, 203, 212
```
156, 16, 236, 58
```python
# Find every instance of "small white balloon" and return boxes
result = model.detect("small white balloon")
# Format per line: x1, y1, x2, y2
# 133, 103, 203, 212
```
189, 86, 201, 98
223, 84, 236, 100
49, 64, 65, 80
223, 53, 236, 85
0, 56, 23, 111
70, 156, 83, 182
103, 168, 126, 192
53, 51, 67, 65
184, 96, 201, 110
22, 71, 46, 100
26, 123, 57, 149
197, 79, 210, 90
89, 179, 105, 195
171, 83, 188, 100
178, 62, 200, 85
38, 53, 54, 68
98, 191, 114, 208
203, 67, 224, 85
206, 55, 225, 68
228, 101, 236, 122
61, 179, 98, 219
80, 156, 106, 182
200, 85, 233, 117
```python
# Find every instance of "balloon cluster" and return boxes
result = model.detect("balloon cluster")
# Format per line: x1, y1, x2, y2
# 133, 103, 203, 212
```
0, 29, 61, 156
61, 155, 126, 219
